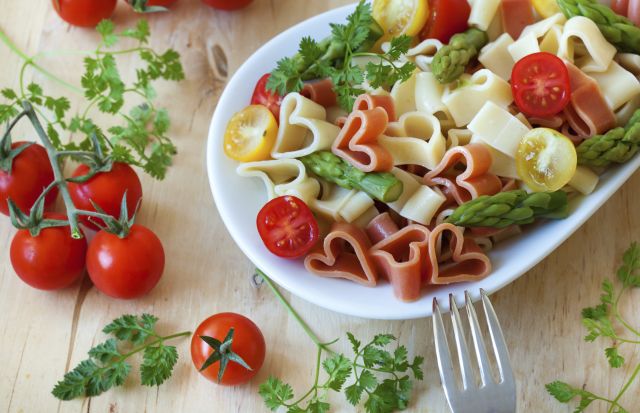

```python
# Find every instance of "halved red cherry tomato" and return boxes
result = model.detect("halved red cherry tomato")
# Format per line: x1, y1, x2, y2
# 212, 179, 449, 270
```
511, 52, 571, 118
256, 195, 319, 259
250, 74, 283, 122
419, 0, 471, 43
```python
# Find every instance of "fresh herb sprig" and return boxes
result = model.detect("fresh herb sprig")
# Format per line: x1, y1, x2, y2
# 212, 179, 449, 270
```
266, 1, 415, 111
256, 269, 424, 413
0, 18, 184, 179
546, 242, 640, 412
52, 314, 190, 400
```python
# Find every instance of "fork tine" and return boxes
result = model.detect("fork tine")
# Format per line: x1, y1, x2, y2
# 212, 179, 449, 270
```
432, 298, 459, 402
480, 289, 515, 384
449, 294, 475, 390
464, 291, 494, 387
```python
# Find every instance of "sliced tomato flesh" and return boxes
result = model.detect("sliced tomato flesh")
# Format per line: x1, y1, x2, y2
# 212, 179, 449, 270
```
256, 196, 319, 259
511, 52, 571, 118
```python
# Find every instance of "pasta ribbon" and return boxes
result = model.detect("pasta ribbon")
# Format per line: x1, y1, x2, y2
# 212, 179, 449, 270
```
301, 78, 338, 108
469, 0, 502, 31
271, 92, 340, 159
443, 69, 513, 127
332, 107, 394, 172
479, 33, 516, 80
304, 222, 379, 287
310, 184, 374, 223
585, 61, 640, 111
236, 159, 320, 203
381, 111, 447, 170
557, 16, 616, 73
424, 143, 503, 205
387, 168, 446, 225
467, 101, 530, 158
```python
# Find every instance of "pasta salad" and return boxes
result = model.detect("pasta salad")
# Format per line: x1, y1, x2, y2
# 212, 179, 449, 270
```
221, 0, 640, 302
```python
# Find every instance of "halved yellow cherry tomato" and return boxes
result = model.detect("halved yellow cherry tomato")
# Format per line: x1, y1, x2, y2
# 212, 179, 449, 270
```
516, 128, 577, 192
373, 0, 429, 42
223, 105, 277, 162
532, 0, 561, 18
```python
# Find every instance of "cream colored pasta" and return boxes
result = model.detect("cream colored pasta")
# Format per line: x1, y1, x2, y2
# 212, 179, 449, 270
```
469, 0, 501, 31
351, 206, 381, 229
310, 185, 373, 223
479, 33, 515, 80
508, 32, 540, 61
415, 72, 447, 115
586, 61, 640, 111
520, 13, 567, 39
325, 106, 348, 125
486, 10, 504, 42
381, 111, 447, 170
468, 101, 530, 158
616, 53, 640, 75
469, 136, 520, 179
447, 128, 473, 148
387, 168, 446, 224
272, 93, 340, 159
557, 16, 616, 72
616, 95, 640, 125
390, 72, 418, 117
443, 69, 513, 127
407, 39, 444, 72
569, 166, 599, 195
237, 159, 320, 203
539, 24, 563, 54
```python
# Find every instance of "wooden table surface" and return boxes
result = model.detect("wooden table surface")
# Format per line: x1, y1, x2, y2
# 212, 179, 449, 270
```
1, 1, 639, 412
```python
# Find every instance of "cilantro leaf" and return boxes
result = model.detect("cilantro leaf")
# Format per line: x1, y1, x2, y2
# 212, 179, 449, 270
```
140, 344, 178, 386
259, 377, 294, 410
103, 313, 159, 345
605, 347, 625, 368
322, 354, 352, 391
96, 20, 118, 47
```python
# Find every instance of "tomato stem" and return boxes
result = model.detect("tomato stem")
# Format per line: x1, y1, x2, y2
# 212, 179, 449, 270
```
256, 269, 337, 354
20, 101, 114, 238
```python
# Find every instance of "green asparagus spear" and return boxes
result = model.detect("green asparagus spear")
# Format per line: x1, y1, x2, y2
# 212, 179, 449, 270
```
577, 109, 640, 167
446, 190, 569, 228
299, 151, 403, 203
431, 28, 488, 84
557, 0, 640, 54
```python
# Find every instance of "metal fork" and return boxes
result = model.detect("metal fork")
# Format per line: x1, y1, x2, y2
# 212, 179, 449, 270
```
432, 290, 516, 413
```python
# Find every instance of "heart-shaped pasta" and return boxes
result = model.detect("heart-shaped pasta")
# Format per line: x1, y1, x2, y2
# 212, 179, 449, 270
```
304, 222, 378, 287
271, 92, 340, 159
237, 159, 320, 203
381, 111, 447, 170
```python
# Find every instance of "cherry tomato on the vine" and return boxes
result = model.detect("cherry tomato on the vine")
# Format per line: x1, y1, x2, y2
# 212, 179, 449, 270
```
191, 313, 265, 385
511, 52, 571, 118
52, 0, 118, 27
257, 196, 319, 259
86, 224, 164, 299
251, 74, 283, 121
0, 142, 58, 216
67, 162, 142, 231
419, 0, 471, 43
10, 213, 87, 291
201, 0, 253, 10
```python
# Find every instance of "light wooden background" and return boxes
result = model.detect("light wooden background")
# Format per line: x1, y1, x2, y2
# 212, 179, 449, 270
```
1, 1, 639, 412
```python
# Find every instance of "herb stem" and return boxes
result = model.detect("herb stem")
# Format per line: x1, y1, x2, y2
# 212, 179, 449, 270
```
0, 29, 83, 95
257, 269, 336, 353
607, 363, 640, 413
614, 287, 640, 337
352, 51, 400, 70
120, 331, 191, 360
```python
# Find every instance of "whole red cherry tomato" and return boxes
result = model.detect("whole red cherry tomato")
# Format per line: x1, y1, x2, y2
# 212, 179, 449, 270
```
511, 52, 571, 118
202, 0, 253, 11
86, 224, 164, 299
191, 313, 265, 385
67, 162, 142, 231
419, 0, 471, 43
257, 195, 319, 259
0, 142, 58, 216
10, 213, 87, 290
52, 0, 118, 27
251, 73, 283, 121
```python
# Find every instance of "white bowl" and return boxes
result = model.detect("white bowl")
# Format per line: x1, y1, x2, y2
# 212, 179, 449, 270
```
207, 3, 640, 320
